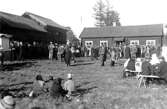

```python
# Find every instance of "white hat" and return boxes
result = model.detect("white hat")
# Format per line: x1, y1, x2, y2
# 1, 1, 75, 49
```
0, 96, 15, 109
67, 73, 72, 79
136, 58, 141, 62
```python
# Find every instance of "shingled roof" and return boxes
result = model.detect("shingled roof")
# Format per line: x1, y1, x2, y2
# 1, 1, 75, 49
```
80, 24, 163, 38
23, 12, 67, 31
0, 11, 46, 32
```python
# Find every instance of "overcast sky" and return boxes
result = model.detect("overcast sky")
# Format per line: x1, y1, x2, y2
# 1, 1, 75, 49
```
0, 0, 167, 37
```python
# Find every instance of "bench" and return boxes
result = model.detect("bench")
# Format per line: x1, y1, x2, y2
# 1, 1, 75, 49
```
137, 75, 160, 88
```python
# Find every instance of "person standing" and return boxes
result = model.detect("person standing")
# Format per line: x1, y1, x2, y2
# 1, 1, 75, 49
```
0, 46, 4, 66
110, 46, 116, 66
54, 43, 58, 60
124, 44, 131, 59
71, 44, 76, 63
99, 44, 107, 66
48, 42, 55, 60
64, 42, 72, 67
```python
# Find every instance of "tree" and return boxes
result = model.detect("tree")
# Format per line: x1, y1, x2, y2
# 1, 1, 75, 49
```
105, 10, 121, 26
93, 0, 121, 27
93, 0, 106, 27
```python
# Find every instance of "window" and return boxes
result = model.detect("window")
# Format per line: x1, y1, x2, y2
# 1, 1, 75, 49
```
85, 41, 93, 48
100, 40, 108, 47
0, 38, 2, 48
130, 40, 139, 45
146, 40, 156, 46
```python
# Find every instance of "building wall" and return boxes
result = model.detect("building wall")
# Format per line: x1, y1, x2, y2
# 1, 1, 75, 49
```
127, 36, 162, 46
82, 37, 114, 47
82, 36, 162, 47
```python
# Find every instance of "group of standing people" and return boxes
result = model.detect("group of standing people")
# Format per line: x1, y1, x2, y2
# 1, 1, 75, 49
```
93, 43, 161, 67
48, 41, 77, 67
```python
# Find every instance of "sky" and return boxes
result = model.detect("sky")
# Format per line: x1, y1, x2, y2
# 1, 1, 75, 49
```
0, 0, 167, 38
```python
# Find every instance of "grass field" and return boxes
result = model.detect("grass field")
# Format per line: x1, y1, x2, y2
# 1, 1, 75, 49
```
1, 57, 167, 109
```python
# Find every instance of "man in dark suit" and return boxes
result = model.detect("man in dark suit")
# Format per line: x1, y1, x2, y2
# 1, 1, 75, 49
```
124, 44, 131, 59
99, 44, 107, 66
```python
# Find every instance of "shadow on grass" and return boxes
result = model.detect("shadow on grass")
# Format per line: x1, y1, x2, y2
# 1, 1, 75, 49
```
73, 86, 97, 97
9, 81, 33, 87
71, 62, 94, 66
0, 61, 37, 71
0, 85, 30, 98
76, 81, 92, 89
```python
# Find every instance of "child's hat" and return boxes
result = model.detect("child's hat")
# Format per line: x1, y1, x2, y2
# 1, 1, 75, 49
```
136, 58, 141, 62
67, 73, 72, 79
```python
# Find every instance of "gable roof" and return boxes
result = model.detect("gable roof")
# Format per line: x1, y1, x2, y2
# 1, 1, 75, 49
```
23, 12, 67, 31
0, 11, 46, 32
80, 24, 163, 38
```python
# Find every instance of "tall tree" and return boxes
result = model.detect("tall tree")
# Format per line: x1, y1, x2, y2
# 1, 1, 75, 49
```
93, 0, 121, 27
105, 10, 121, 26
93, 0, 106, 27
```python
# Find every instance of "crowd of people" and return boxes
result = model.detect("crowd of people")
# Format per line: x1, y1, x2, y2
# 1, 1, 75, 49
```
1, 40, 167, 108
0, 41, 82, 66
86, 42, 161, 67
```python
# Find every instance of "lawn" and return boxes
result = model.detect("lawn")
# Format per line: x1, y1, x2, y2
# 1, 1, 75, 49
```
1, 57, 167, 109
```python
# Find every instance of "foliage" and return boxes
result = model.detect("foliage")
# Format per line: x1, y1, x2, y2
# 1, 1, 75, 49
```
93, 0, 121, 27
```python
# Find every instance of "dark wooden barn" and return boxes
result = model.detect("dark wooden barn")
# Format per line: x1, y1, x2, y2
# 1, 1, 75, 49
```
22, 12, 68, 44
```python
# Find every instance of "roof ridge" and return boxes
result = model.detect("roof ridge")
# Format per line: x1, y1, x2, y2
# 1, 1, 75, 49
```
84, 24, 163, 29
24, 12, 53, 21
23, 12, 67, 30
0, 11, 46, 32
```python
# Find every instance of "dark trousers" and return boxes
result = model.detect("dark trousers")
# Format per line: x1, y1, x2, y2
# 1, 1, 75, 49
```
0, 52, 4, 66
101, 55, 106, 66
110, 60, 115, 66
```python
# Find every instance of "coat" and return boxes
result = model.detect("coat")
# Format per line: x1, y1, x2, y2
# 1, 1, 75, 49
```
126, 59, 135, 71
99, 47, 107, 62
50, 78, 67, 99
64, 45, 72, 65
31, 80, 46, 97
125, 46, 131, 59
158, 61, 167, 80
64, 80, 75, 95
142, 61, 152, 75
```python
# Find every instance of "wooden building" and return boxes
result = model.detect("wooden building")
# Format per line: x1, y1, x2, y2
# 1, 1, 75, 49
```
22, 12, 68, 44
0, 11, 47, 42
79, 24, 164, 48
0, 11, 68, 60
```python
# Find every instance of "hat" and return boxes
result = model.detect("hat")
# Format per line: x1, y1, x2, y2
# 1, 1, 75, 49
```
136, 58, 141, 62
67, 73, 72, 79
0, 96, 15, 109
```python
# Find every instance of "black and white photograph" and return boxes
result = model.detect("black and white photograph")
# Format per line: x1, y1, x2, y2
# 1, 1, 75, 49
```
0, 0, 167, 109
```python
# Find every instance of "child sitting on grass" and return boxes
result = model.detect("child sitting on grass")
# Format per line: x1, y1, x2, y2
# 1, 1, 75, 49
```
63, 73, 75, 100
50, 78, 67, 102
29, 74, 47, 98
